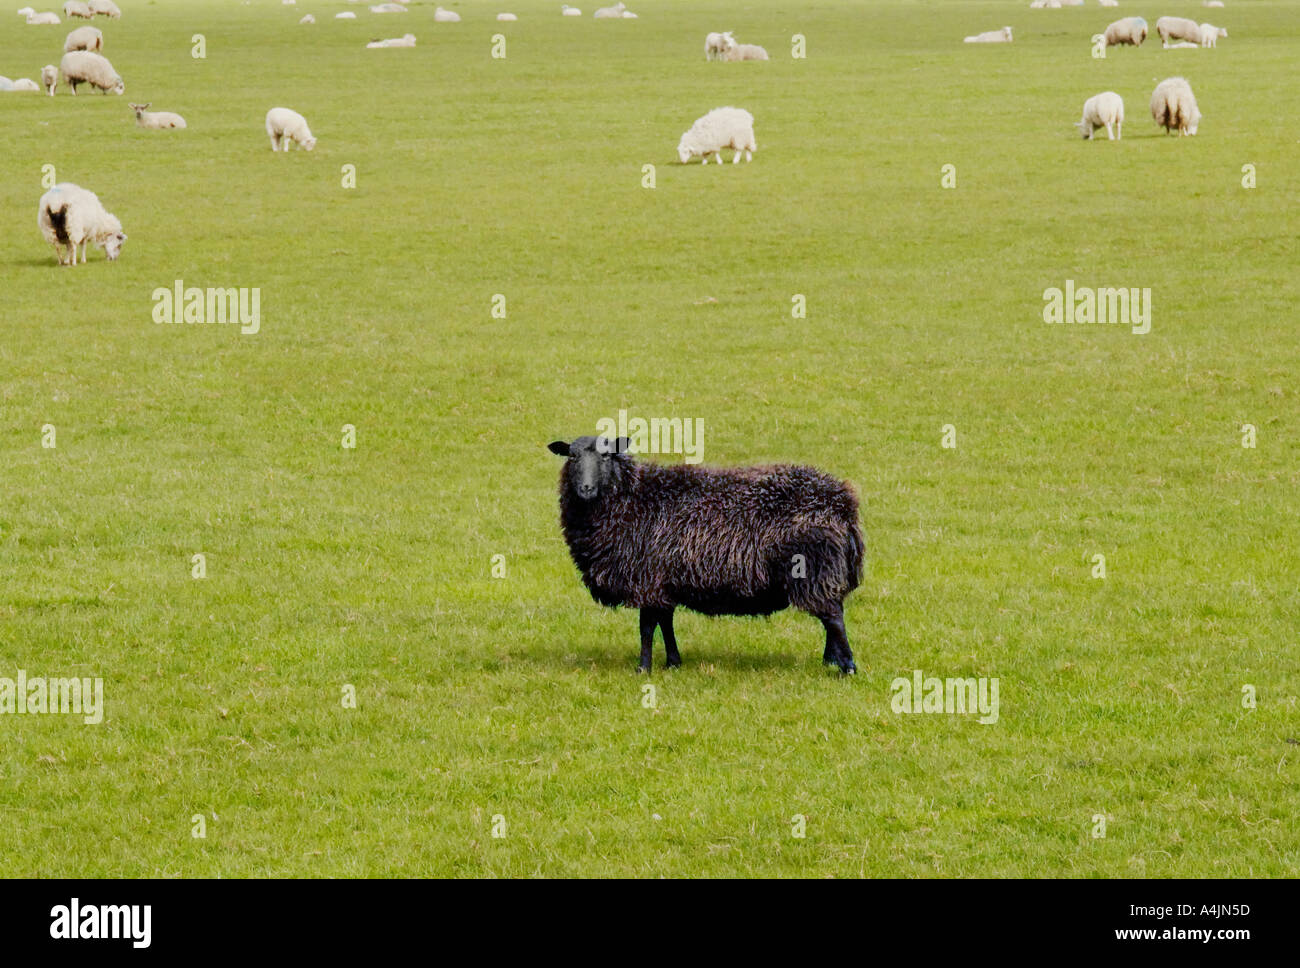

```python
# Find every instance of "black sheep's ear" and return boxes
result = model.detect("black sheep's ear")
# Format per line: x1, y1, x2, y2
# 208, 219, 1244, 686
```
547, 441, 570, 456
614, 437, 633, 455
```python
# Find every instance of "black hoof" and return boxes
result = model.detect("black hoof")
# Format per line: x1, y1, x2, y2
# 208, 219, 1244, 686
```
637, 664, 650, 674
839, 662, 856, 676
666, 657, 682, 669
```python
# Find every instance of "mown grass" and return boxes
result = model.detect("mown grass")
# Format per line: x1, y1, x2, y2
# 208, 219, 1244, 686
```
0, 0, 1296, 877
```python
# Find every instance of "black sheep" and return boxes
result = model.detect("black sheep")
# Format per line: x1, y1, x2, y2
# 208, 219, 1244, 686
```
547, 436, 865, 674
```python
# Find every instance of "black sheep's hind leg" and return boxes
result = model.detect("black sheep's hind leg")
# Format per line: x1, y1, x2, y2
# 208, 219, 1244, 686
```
638, 608, 657, 673
661, 608, 682, 668
820, 604, 856, 676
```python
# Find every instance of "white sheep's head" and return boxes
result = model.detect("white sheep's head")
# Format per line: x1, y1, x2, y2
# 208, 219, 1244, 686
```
102, 231, 127, 261
110, 77, 124, 95
676, 141, 692, 164
301, 135, 317, 151
1075, 120, 1092, 139
1186, 108, 1200, 136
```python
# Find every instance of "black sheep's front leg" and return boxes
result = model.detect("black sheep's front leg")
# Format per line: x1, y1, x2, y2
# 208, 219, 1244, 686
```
638, 608, 658, 673
660, 608, 681, 668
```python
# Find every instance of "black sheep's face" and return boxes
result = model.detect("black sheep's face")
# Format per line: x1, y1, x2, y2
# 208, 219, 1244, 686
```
548, 436, 632, 501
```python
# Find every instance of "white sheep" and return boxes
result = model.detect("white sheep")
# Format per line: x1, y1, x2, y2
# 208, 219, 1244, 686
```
1156, 16, 1201, 46
17, 6, 35, 14
1075, 91, 1124, 140
88, 0, 119, 15
130, 102, 186, 128
725, 40, 767, 61
1199, 23, 1227, 47
266, 107, 316, 151
7, 78, 41, 91
64, 24, 103, 51
677, 106, 756, 165
1103, 16, 1146, 47
370, 3, 406, 11
497, 12, 517, 20
1098, 0, 1118, 6
1059, 0, 1083, 5
63, 1, 93, 18
1204, 1, 1224, 7
1150, 76, 1200, 135
964, 26, 1013, 43
366, 33, 416, 47
0, 77, 11, 91
41, 64, 58, 95
26, 11, 61, 24
59, 50, 123, 94
300, 14, 315, 23
561, 4, 581, 14
433, 6, 460, 21
704, 31, 727, 60
335, 11, 357, 19
38, 183, 126, 266
593, 2, 624, 18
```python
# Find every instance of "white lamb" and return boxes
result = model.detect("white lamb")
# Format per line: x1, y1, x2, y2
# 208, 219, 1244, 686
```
7, 78, 41, 91
433, 6, 460, 21
677, 106, 756, 165
725, 41, 767, 61
38, 183, 126, 266
27, 11, 61, 24
366, 33, 416, 47
1198, 23, 1227, 47
130, 102, 186, 129
63, 1, 93, 18
88, 0, 119, 15
266, 107, 316, 151
1103, 17, 1146, 47
593, 2, 624, 18
497, 12, 517, 20
964, 26, 1013, 43
41, 64, 58, 95
59, 50, 123, 94
1150, 76, 1200, 135
1075, 91, 1124, 140
561, 4, 581, 14
1156, 16, 1200, 46
64, 24, 103, 51
300, 14, 315, 23
704, 31, 727, 60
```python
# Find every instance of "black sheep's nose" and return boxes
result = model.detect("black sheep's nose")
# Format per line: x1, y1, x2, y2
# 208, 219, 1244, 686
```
577, 484, 597, 499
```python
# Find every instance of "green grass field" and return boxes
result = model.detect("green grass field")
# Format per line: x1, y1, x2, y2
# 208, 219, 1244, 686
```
1, 0, 1296, 877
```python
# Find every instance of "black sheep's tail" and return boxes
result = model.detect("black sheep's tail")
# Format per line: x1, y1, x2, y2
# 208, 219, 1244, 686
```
845, 522, 865, 592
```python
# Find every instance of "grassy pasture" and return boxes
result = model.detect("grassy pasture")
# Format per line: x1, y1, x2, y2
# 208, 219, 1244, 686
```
0, 0, 1296, 876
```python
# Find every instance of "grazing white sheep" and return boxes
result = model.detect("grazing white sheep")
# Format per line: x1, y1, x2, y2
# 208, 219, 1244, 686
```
1103, 16, 1146, 47
725, 42, 767, 61
300, 14, 315, 23
497, 12, 517, 20
1075, 91, 1124, 140
266, 106, 316, 151
366, 33, 416, 47
130, 102, 186, 129
1156, 16, 1201, 46
1150, 76, 1200, 135
6, 78, 41, 91
1198, 23, 1227, 47
433, 6, 460, 21
593, 2, 624, 17
38, 183, 126, 266
63, 1, 93, 18
41, 64, 58, 95
64, 24, 103, 51
965, 26, 1013, 43
561, 4, 581, 14
26, 11, 61, 24
59, 50, 122, 94
677, 106, 756, 165
88, 0, 120, 15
